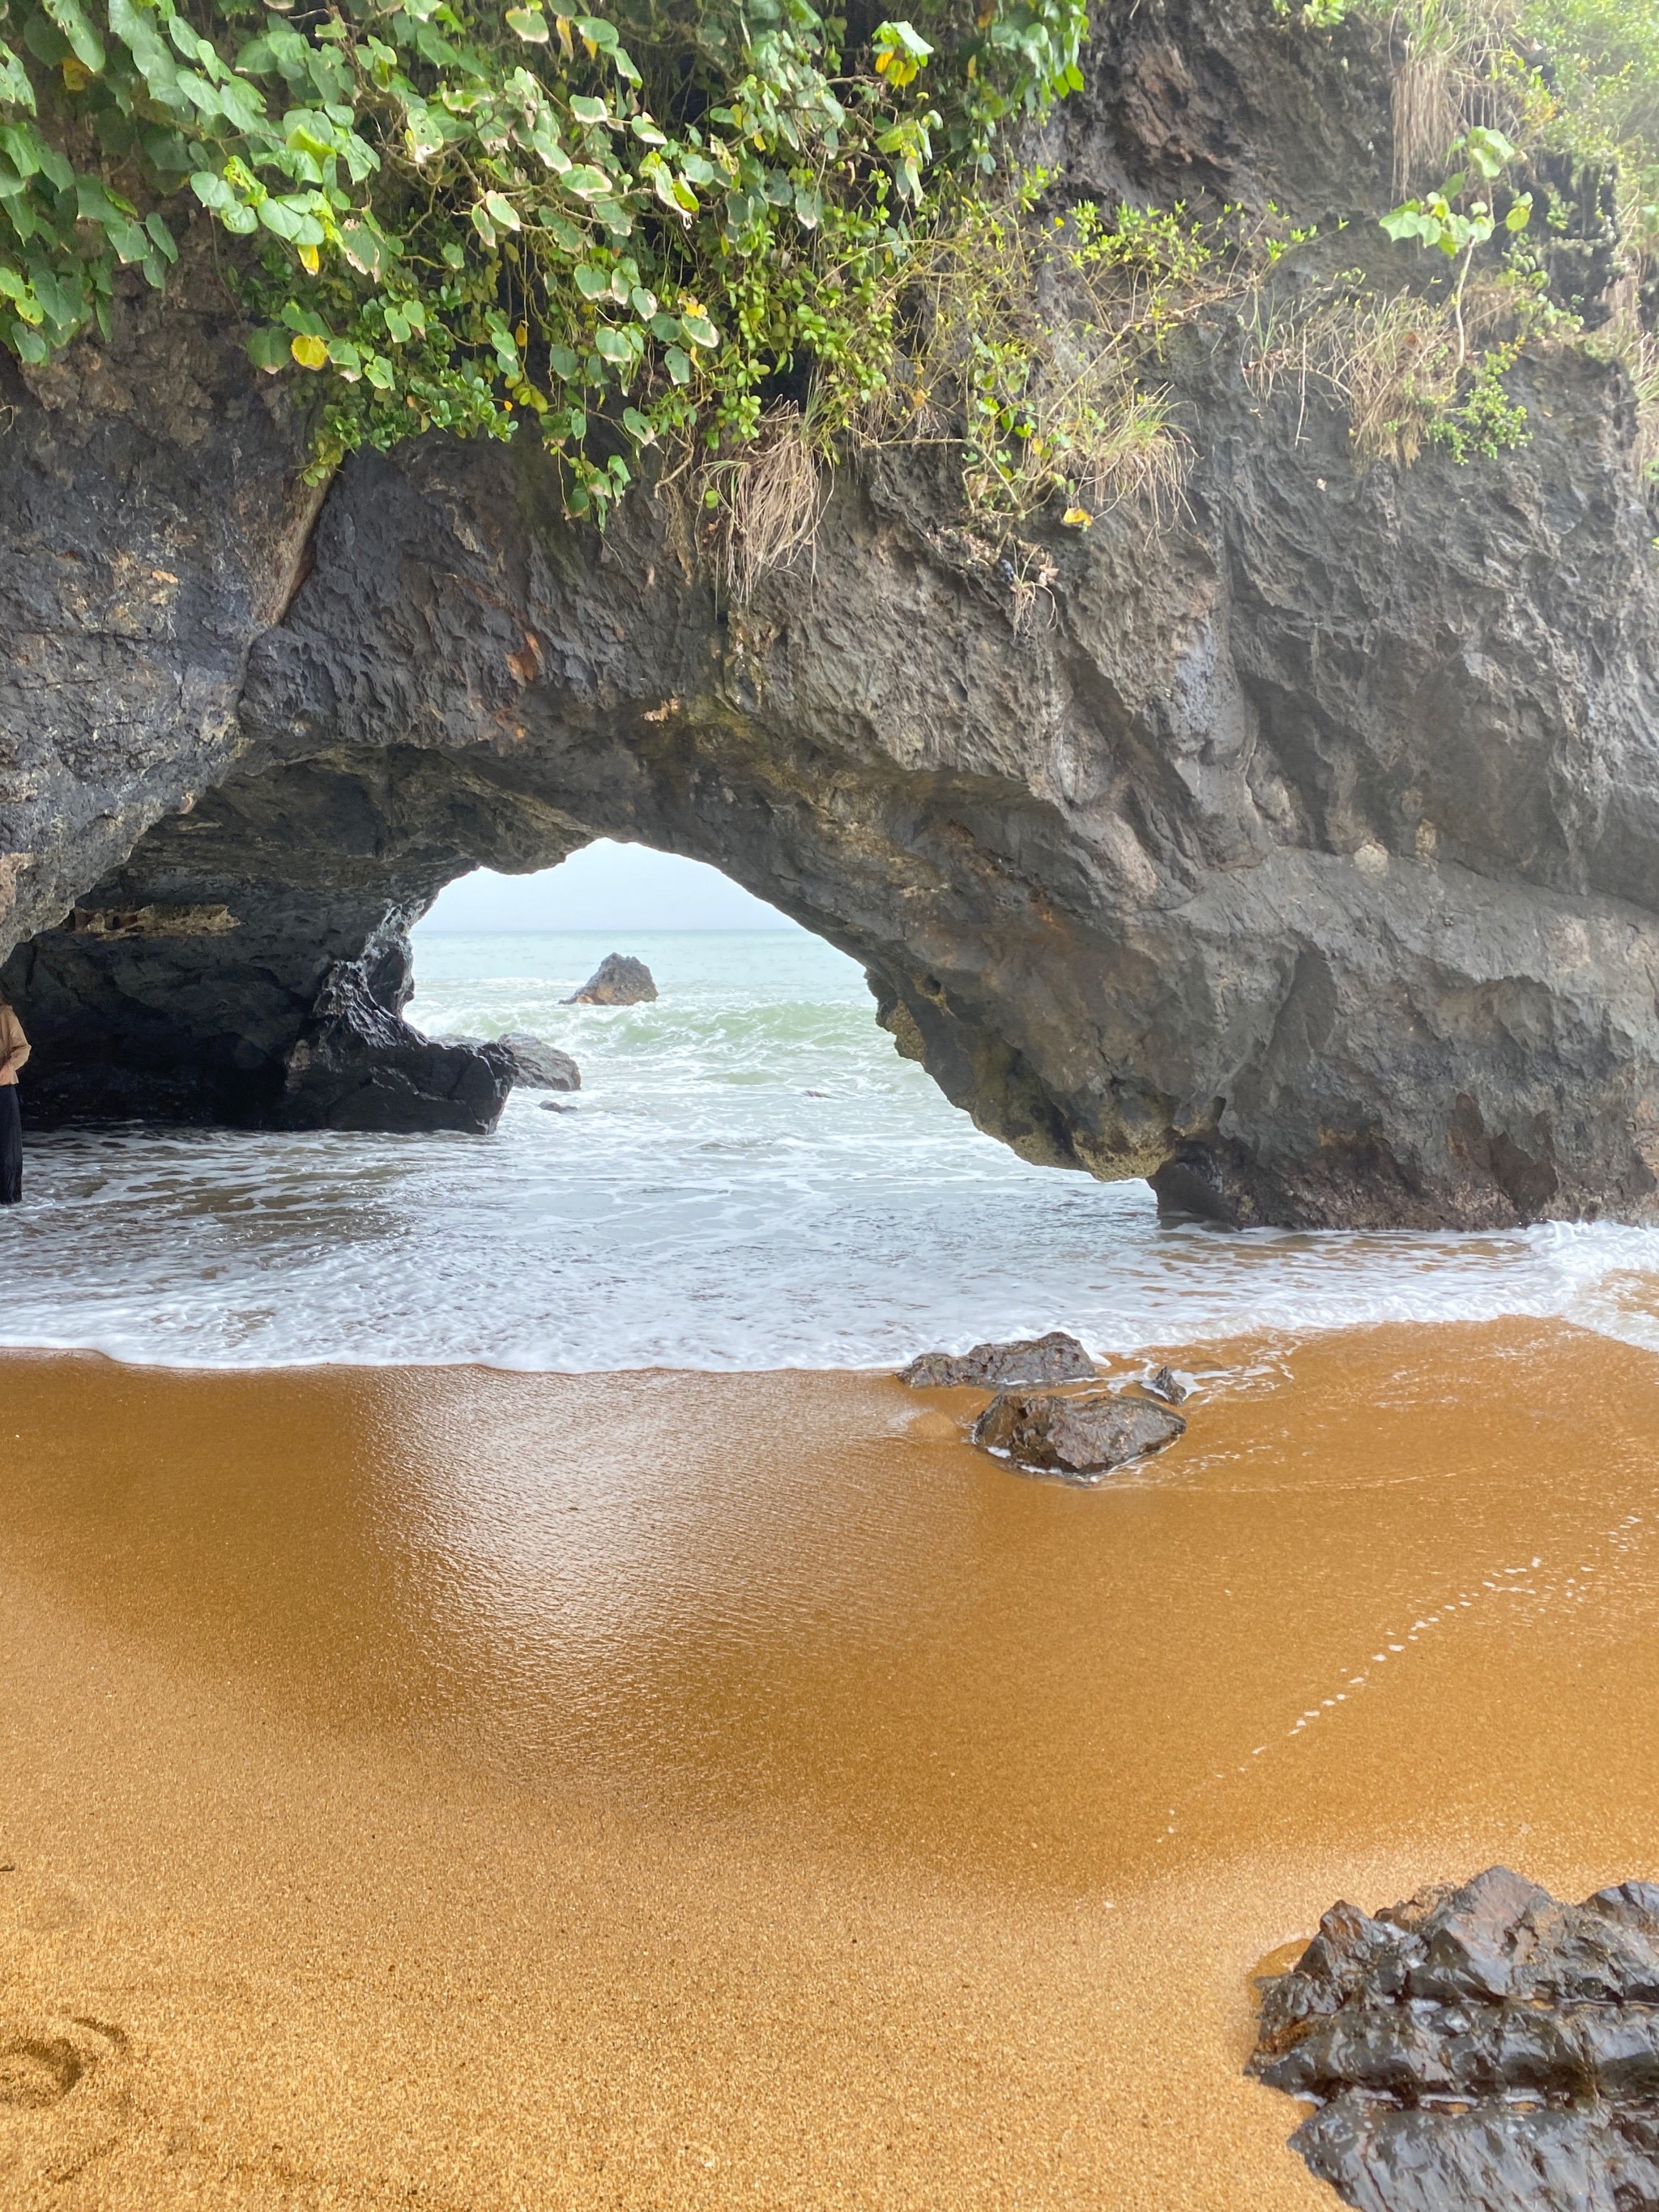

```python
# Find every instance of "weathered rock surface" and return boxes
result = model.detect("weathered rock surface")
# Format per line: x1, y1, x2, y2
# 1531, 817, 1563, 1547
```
899, 1331, 1097, 1388
1144, 1364, 1189, 1405
1251, 1866, 1659, 2211
498, 1031, 581, 1088
972, 1386, 1184, 1478
279, 962, 510, 1135
445, 1031, 581, 1092
5, 1, 1659, 1202
565, 954, 656, 1007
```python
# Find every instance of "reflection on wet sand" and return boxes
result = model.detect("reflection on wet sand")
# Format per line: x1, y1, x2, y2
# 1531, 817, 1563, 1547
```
4, 1318, 1659, 2206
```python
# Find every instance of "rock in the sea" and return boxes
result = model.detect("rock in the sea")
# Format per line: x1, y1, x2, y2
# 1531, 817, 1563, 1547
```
1145, 1364, 1189, 1405
1250, 1866, 1659, 2212
899, 1332, 1097, 1388
441, 1031, 580, 1090
279, 961, 510, 1135
565, 955, 656, 1007
488, 1032, 580, 1091
971, 1387, 1184, 1479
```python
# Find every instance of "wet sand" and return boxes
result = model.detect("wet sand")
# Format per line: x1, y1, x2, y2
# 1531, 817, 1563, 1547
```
3, 1317, 1659, 2207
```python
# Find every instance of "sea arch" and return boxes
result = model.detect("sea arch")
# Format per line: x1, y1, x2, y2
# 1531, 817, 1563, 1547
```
9, 412, 1659, 1233
8, 319, 1659, 1232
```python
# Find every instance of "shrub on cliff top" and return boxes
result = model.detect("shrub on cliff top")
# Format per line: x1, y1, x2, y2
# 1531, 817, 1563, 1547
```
0, 0, 1084, 511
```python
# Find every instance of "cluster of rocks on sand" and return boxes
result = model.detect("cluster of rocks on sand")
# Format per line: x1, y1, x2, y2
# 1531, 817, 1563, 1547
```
898, 1331, 1189, 1481
1252, 1865, 1659, 2211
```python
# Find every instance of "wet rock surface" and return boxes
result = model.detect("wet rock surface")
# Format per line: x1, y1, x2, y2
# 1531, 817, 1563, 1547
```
6, 4, 1659, 1221
446, 1031, 581, 1092
1144, 1364, 1189, 1405
899, 1332, 1096, 1389
1251, 1866, 1659, 2211
279, 962, 510, 1135
565, 955, 656, 1007
971, 1386, 1184, 1479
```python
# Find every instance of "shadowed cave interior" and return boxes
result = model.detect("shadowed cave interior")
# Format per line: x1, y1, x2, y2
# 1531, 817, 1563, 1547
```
0, 744, 940, 1150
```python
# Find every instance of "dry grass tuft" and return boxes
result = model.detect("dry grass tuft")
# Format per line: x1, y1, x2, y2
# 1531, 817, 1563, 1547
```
1245, 284, 1509, 465
1067, 382, 1193, 523
1392, 41, 1465, 191
1592, 305, 1659, 479
715, 406, 826, 604
1389, 0, 1518, 190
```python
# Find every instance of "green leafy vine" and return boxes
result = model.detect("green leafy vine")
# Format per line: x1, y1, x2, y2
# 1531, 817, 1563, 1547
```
0, 0, 1086, 510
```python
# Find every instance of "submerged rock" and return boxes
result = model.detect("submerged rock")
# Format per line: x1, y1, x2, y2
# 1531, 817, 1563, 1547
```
899, 1332, 1096, 1389
565, 955, 656, 1007
971, 1387, 1184, 1479
1250, 1867, 1659, 2211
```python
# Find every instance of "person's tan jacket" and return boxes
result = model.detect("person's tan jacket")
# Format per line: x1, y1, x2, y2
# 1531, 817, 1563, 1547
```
0, 1002, 29, 1086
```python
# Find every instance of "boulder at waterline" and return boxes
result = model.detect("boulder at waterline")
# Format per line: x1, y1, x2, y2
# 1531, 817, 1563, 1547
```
278, 963, 510, 1136
492, 1033, 581, 1091
899, 1333, 1096, 1389
971, 1388, 1184, 1479
442, 1033, 581, 1092
1250, 1866, 1659, 2212
565, 955, 656, 1007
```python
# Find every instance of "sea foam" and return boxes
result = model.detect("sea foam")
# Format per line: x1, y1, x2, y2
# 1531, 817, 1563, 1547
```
3, 927, 1659, 1372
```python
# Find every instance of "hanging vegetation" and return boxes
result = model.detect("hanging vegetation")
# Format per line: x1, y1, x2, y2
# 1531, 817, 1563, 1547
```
0, 0, 1085, 510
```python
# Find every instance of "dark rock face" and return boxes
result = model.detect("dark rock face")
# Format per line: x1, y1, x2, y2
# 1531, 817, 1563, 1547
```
497, 1031, 580, 1089
971, 1387, 1184, 1478
5, 3, 1659, 1207
1251, 1867, 1659, 2212
900, 1332, 1097, 1388
280, 961, 510, 1135
447, 1032, 581, 1092
565, 954, 656, 1007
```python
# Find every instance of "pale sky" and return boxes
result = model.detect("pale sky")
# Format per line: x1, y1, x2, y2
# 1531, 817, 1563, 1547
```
416, 839, 802, 933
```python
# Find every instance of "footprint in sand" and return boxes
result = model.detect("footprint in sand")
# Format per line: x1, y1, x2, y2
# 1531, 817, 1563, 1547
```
0, 2016, 130, 2185
0, 2033, 90, 2108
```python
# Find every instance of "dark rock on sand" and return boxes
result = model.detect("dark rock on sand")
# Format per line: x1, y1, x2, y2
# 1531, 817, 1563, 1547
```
972, 1387, 1184, 1480
565, 955, 656, 1007
1145, 1365, 1189, 1406
899, 1332, 1096, 1389
1250, 1866, 1659, 2211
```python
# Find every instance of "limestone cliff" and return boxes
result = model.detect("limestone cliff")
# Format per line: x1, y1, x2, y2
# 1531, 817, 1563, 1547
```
5, 0, 1659, 1226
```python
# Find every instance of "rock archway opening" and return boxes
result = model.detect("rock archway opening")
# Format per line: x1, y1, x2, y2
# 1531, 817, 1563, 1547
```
0, 748, 946, 1149
404, 839, 889, 1120
6, 365, 1659, 1231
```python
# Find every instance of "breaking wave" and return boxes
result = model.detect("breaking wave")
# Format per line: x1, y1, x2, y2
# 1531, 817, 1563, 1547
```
4, 928, 1659, 1371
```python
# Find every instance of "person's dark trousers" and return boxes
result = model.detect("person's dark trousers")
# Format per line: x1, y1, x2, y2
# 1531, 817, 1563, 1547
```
0, 1084, 20, 1204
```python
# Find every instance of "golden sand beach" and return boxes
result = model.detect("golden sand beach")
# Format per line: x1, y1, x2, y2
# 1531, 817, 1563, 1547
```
4, 1317, 1658, 2208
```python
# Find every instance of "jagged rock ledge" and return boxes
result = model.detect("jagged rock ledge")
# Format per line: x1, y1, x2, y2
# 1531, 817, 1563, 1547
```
1251, 1867, 1659, 2211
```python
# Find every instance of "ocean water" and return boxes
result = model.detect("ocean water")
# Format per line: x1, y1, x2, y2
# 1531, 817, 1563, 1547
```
6, 926, 1659, 1371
